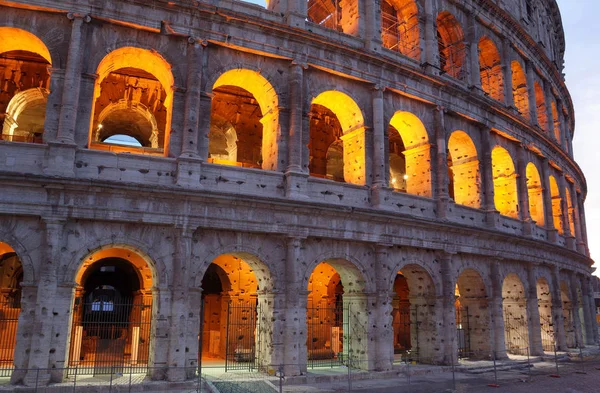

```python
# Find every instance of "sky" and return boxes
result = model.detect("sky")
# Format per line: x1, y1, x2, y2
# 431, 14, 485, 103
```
244, 0, 599, 273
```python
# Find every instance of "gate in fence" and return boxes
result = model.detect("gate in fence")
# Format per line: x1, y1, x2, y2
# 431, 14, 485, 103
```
307, 301, 348, 368
503, 308, 529, 355
0, 300, 20, 377
456, 305, 471, 358
225, 301, 261, 372
67, 296, 152, 376
540, 314, 555, 352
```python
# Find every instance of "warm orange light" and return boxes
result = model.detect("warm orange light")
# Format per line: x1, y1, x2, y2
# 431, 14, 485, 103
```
549, 176, 564, 234
448, 130, 480, 208
0, 27, 52, 64
491, 146, 519, 219
526, 162, 545, 226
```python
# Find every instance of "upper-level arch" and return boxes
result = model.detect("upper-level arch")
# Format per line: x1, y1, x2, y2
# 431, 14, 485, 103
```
447, 130, 480, 208
89, 47, 174, 156
437, 11, 466, 79
549, 175, 564, 234
492, 146, 519, 219
526, 162, 544, 226
307, 0, 359, 36
534, 81, 549, 132
511, 61, 530, 120
478, 36, 504, 102
309, 90, 366, 185
381, 0, 421, 60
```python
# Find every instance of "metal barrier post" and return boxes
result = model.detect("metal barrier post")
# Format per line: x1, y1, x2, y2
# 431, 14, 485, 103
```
526, 347, 531, 381
487, 350, 499, 388
278, 364, 284, 393
451, 354, 456, 391
576, 346, 587, 374
129, 365, 133, 393
406, 357, 411, 385
550, 344, 560, 378
109, 365, 114, 392
347, 358, 351, 392
72, 366, 78, 393
35, 368, 40, 393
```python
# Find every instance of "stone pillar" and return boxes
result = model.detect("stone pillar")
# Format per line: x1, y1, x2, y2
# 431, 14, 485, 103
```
10, 283, 38, 384
515, 145, 533, 235
364, 0, 382, 52
344, 292, 372, 370
197, 93, 213, 161
152, 285, 171, 379
283, 237, 306, 376
502, 39, 514, 108
490, 261, 508, 359
479, 125, 499, 228
42, 68, 64, 143
550, 266, 567, 351
557, 100, 568, 148
558, 174, 575, 249
568, 273, 584, 347
577, 197, 590, 255
568, 183, 586, 254
74, 73, 98, 147
583, 276, 599, 344
525, 60, 539, 128
177, 40, 204, 187
540, 158, 558, 243
526, 267, 544, 356
422, 0, 439, 74
257, 290, 284, 372
439, 252, 457, 364
187, 287, 202, 373
466, 15, 481, 89
24, 219, 64, 385
544, 81, 554, 135
371, 86, 386, 189
373, 245, 393, 370
434, 107, 449, 219
285, 62, 309, 199
284, 0, 307, 28
578, 275, 596, 345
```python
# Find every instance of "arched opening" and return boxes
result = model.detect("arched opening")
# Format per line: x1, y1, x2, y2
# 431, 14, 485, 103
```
534, 82, 548, 131
0, 242, 23, 374
388, 111, 431, 196
199, 253, 271, 370
478, 37, 504, 101
491, 146, 519, 219
306, 259, 367, 368
511, 61, 530, 120
560, 281, 576, 348
551, 100, 561, 143
536, 278, 554, 352
565, 187, 575, 236
447, 131, 480, 208
526, 163, 545, 226
309, 91, 366, 185
68, 247, 154, 375
455, 269, 489, 359
89, 47, 174, 156
381, 0, 421, 60
210, 69, 279, 171
391, 265, 437, 363
0, 28, 51, 143
307, 0, 359, 35
502, 273, 529, 355
549, 176, 564, 234
436, 11, 466, 79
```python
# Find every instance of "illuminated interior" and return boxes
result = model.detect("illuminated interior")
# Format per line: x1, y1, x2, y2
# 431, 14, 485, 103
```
307, 0, 359, 35
0, 28, 51, 144
69, 247, 154, 372
381, 0, 421, 60
478, 37, 504, 101
565, 186, 576, 236
210, 69, 279, 170
549, 176, 564, 234
502, 273, 529, 355
0, 242, 22, 369
491, 146, 519, 219
536, 278, 555, 352
447, 131, 480, 208
309, 91, 366, 185
534, 82, 548, 132
455, 269, 489, 358
526, 162, 545, 226
89, 47, 174, 156
511, 61, 530, 120
437, 11, 466, 79
551, 100, 561, 143
388, 111, 431, 196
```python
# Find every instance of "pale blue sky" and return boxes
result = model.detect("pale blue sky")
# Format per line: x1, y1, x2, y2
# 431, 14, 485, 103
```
243, 0, 599, 272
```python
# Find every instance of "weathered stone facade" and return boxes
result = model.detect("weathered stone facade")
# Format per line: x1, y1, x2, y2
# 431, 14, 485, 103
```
0, 0, 596, 387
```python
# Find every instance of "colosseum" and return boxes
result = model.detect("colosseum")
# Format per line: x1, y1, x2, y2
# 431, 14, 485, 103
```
0, 0, 596, 387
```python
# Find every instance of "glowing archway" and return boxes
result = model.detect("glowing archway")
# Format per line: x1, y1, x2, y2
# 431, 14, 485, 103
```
502, 273, 529, 355
549, 176, 564, 234
388, 111, 431, 196
381, 0, 421, 60
456, 269, 490, 357
447, 131, 480, 207
536, 278, 555, 352
551, 101, 561, 142
565, 187, 576, 236
526, 163, 545, 226
211, 69, 279, 171
0, 27, 51, 63
309, 91, 366, 185
491, 146, 519, 218
511, 61, 530, 119
478, 37, 504, 101
437, 11, 466, 79
534, 82, 548, 131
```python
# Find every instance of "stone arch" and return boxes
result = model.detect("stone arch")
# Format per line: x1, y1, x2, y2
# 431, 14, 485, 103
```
511, 61, 530, 119
0, 234, 35, 284
565, 187, 575, 236
309, 90, 366, 185
388, 111, 431, 196
549, 176, 564, 234
0, 27, 52, 64
447, 130, 480, 208
526, 162, 545, 226
560, 280, 576, 347
2, 88, 49, 139
536, 277, 554, 351
534, 81, 548, 131
89, 47, 174, 155
478, 36, 504, 101
381, 0, 421, 60
0, 241, 25, 371
307, 0, 359, 35
303, 252, 372, 294
436, 11, 466, 79
455, 268, 490, 357
209, 68, 280, 171
491, 146, 519, 219
551, 100, 561, 143
502, 273, 529, 355
208, 115, 238, 163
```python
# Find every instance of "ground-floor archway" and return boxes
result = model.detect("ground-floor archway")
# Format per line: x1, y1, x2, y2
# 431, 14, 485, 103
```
0, 242, 22, 376
502, 274, 529, 355
67, 247, 154, 375
455, 269, 490, 359
560, 282, 577, 348
536, 278, 555, 352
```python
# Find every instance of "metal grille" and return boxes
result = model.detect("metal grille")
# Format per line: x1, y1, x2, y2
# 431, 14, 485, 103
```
392, 304, 422, 362
0, 302, 20, 377
503, 308, 529, 355
456, 306, 471, 358
540, 314, 555, 352
68, 297, 152, 376
307, 301, 347, 368
225, 301, 260, 371
381, 4, 420, 59
437, 33, 467, 80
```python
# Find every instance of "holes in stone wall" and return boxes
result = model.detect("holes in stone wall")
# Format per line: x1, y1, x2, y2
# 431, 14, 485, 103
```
381, 0, 421, 60
437, 12, 466, 79
478, 37, 504, 101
